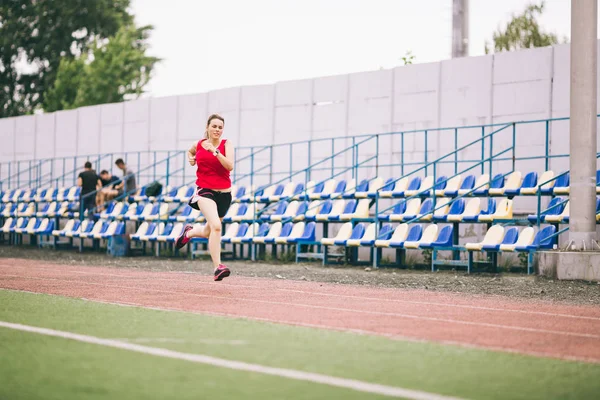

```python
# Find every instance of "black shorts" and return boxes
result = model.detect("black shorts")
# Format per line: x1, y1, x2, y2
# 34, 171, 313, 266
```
189, 187, 232, 218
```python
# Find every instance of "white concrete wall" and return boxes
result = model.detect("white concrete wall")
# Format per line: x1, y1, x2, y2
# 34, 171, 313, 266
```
2, 42, 599, 194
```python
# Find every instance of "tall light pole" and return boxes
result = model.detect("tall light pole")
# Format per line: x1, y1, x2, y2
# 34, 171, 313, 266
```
452, 0, 469, 58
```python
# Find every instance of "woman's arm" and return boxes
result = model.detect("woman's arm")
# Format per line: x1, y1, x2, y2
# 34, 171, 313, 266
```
215, 140, 234, 171
188, 142, 197, 166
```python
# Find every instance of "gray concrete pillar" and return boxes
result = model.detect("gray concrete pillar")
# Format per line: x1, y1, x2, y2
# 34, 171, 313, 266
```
569, 0, 598, 249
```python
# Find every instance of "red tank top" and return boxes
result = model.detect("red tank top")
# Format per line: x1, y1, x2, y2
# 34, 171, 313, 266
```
195, 139, 231, 190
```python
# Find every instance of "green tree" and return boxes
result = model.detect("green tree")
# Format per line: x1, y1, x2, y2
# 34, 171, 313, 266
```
44, 25, 159, 111
485, 1, 564, 54
0, 0, 133, 118
401, 50, 415, 65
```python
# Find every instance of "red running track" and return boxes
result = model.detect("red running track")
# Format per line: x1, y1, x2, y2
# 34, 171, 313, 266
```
1, 258, 599, 363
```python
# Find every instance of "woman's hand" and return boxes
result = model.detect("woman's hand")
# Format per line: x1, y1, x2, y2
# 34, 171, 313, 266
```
188, 155, 196, 166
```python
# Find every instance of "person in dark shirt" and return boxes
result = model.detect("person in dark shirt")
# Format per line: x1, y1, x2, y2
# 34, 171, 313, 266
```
97, 170, 121, 210
77, 161, 102, 219
100, 170, 120, 188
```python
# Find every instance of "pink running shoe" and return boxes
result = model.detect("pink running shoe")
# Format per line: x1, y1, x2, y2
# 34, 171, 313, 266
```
175, 224, 193, 249
214, 264, 231, 281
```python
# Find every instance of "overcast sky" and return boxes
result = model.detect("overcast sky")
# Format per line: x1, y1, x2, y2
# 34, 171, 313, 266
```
130, 0, 584, 98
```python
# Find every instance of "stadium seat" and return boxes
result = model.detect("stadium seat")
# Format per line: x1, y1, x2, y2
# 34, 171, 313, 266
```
405, 176, 431, 198
325, 180, 348, 200
374, 223, 409, 248
307, 179, 335, 200
70, 220, 95, 238
275, 222, 306, 244
15, 218, 37, 234
490, 171, 522, 196
453, 174, 476, 197
79, 220, 109, 239
158, 223, 185, 243
472, 174, 492, 196
437, 175, 462, 197
552, 173, 570, 195
527, 197, 565, 224
270, 182, 304, 202
462, 198, 495, 223
429, 198, 452, 222
94, 221, 125, 240
294, 181, 316, 201
24, 218, 45, 234
387, 198, 420, 222
17, 202, 35, 217
9, 218, 28, 234
273, 200, 303, 223
230, 222, 259, 244
258, 183, 285, 203
21, 189, 35, 203
421, 225, 454, 249
339, 198, 370, 221
440, 198, 466, 222
482, 227, 518, 251
239, 222, 270, 244
544, 201, 569, 223
346, 223, 375, 247
52, 219, 80, 237
232, 202, 255, 222
355, 177, 384, 199
515, 225, 556, 251
100, 202, 126, 220
144, 203, 169, 221
286, 221, 316, 244
261, 201, 288, 221
427, 176, 448, 197
500, 227, 535, 252
321, 222, 353, 246
510, 171, 537, 196
252, 222, 282, 245
264, 222, 293, 244
378, 201, 405, 222
1, 217, 16, 233
333, 223, 366, 246
404, 198, 433, 222
370, 178, 395, 198
223, 203, 246, 223
379, 177, 405, 198
465, 225, 505, 251
316, 199, 343, 221
343, 179, 368, 199
521, 170, 554, 195
403, 224, 439, 249
218, 222, 241, 243
116, 203, 140, 221
388, 224, 423, 248
478, 198, 512, 222
360, 223, 393, 246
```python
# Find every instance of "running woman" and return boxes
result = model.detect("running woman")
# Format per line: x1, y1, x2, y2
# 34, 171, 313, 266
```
175, 114, 235, 281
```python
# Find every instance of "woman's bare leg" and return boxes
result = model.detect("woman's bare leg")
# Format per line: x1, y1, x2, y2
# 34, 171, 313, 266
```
194, 197, 222, 269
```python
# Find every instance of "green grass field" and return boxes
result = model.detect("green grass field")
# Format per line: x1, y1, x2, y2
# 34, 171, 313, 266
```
1, 289, 599, 399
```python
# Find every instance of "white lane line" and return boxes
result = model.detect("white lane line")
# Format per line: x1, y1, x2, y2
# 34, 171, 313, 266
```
5, 263, 599, 322
0, 321, 464, 400
1, 273, 598, 340
113, 338, 248, 345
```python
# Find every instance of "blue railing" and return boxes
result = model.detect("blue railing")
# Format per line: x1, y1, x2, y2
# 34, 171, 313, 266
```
0, 115, 589, 195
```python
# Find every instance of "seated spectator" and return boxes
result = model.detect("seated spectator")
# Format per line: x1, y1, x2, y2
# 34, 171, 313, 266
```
115, 158, 137, 196
97, 170, 121, 210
